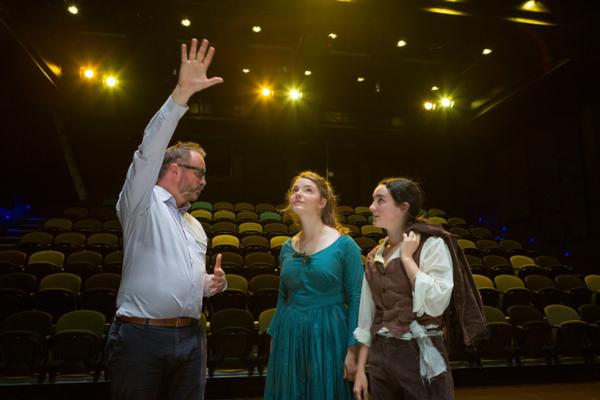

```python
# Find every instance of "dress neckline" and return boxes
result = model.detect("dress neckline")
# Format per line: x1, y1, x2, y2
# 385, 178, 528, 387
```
290, 234, 344, 258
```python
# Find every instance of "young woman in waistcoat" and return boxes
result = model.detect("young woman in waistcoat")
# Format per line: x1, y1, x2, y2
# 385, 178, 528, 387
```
353, 177, 456, 400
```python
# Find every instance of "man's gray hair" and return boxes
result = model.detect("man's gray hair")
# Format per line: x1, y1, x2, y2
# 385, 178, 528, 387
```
158, 141, 206, 178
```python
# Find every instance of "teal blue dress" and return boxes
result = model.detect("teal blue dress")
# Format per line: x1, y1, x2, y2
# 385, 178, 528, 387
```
264, 235, 363, 400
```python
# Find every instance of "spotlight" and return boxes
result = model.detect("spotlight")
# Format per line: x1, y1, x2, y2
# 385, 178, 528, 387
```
83, 69, 95, 79
252, 26, 262, 33
103, 75, 118, 88
356, 76, 365, 82
431, 86, 439, 91
181, 19, 191, 27
242, 68, 250, 74
328, 33, 338, 39
304, 70, 312, 76
260, 87, 272, 97
67, 3, 78, 15
440, 97, 454, 108
396, 40, 407, 47
482, 48, 492, 55
288, 89, 302, 100
423, 101, 435, 111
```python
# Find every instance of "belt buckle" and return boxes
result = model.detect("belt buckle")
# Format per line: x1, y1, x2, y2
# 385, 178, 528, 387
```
175, 317, 184, 328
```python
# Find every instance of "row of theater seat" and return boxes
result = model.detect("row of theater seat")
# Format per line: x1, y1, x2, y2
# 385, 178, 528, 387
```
472, 273, 600, 312
0, 307, 277, 381
461, 304, 600, 366
0, 270, 280, 323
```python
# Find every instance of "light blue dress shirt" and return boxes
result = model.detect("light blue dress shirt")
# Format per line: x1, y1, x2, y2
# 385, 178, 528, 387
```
115, 97, 215, 319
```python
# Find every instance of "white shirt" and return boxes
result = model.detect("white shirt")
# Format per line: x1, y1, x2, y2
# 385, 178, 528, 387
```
115, 97, 218, 319
354, 236, 454, 346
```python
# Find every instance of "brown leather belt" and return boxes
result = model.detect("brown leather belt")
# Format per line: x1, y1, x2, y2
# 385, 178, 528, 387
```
117, 315, 197, 328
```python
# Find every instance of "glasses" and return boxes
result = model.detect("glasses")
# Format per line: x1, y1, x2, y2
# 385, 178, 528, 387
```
177, 163, 206, 178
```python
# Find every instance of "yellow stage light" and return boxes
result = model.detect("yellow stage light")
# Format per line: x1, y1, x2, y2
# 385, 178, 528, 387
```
242, 68, 250, 74
357, 76, 365, 82
482, 48, 493, 55
397, 40, 407, 47
424, 101, 435, 111
521, 1, 549, 13
328, 33, 338, 39
67, 4, 78, 15
288, 89, 302, 100
304, 70, 312, 76
181, 19, 191, 27
252, 26, 262, 33
431, 86, 439, 91
260, 87, 272, 97
104, 75, 118, 88
423, 7, 470, 16
83, 69, 95, 79
440, 97, 454, 108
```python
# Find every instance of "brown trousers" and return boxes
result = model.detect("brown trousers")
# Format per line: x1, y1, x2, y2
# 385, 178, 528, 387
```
368, 334, 454, 400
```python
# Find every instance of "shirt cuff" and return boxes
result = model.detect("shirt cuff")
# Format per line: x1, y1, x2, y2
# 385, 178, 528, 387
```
353, 327, 372, 347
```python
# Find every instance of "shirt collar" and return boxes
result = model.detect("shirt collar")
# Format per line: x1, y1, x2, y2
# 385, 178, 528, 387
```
154, 185, 191, 214
374, 237, 404, 264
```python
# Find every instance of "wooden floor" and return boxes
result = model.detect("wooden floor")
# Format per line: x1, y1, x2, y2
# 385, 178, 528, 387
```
455, 382, 600, 400
214, 382, 600, 400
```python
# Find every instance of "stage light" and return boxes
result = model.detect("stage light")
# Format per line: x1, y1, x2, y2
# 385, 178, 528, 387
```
423, 101, 435, 111
104, 75, 118, 88
506, 17, 555, 26
304, 70, 312, 76
431, 86, 439, 91
252, 26, 262, 33
288, 89, 302, 100
356, 76, 365, 82
67, 3, 78, 15
521, 1, 549, 13
328, 33, 338, 39
242, 68, 250, 74
423, 7, 470, 16
396, 40, 407, 47
83, 69, 95, 79
260, 87, 272, 97
181, 19, 191, 27
440, 97, 454, 108
482, 48, 493, 55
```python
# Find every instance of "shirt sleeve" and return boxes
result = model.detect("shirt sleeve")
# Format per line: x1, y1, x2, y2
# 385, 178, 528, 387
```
342, 236, 364, 347
353, 275, 375, 347
117, 97, 188, 222
413, 237, 454, 317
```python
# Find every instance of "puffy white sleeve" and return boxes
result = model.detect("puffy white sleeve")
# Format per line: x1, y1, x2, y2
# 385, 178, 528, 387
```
353, 276, 376, 347
413, 237, 454, 317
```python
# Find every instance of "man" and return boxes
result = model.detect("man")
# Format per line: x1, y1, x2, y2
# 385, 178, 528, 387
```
104, 38, 227, 400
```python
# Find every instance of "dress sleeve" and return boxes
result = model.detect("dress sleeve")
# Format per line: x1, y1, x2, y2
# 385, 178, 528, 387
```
413, 237, 454, 317
342, 236, 365, 347
353, 276, 375, 347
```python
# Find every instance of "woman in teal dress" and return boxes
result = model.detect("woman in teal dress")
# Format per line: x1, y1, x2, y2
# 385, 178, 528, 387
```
264, 171, 364, 400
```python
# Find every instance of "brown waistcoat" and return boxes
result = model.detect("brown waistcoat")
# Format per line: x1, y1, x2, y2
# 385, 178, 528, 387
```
365, 243, 442, 338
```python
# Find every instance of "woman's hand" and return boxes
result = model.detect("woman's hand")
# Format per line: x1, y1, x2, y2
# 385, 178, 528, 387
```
343, 348, 358, 381
401, 231, 421, 259
353, 369, 369, 400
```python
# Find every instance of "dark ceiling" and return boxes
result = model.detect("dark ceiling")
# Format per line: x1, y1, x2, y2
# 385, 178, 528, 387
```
2, 0, 598, 130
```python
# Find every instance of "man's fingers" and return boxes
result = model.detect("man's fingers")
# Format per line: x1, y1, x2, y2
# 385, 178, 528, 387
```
203, 46, 216, 66
181, 43, 188, 63
189, 38, 198, 60
197, 39, 208, 61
